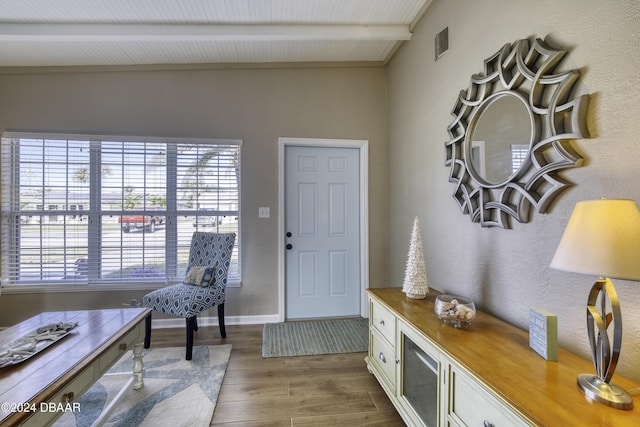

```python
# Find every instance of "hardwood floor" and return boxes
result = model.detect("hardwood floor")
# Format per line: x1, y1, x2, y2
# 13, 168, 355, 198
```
150, 324, 405, 426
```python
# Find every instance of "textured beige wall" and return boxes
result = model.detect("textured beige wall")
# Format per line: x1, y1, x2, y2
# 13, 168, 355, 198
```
387, 0, 640, 381
0, 66, 389, 323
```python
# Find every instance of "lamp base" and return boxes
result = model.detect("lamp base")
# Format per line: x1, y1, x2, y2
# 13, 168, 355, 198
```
577, 374, 633, 410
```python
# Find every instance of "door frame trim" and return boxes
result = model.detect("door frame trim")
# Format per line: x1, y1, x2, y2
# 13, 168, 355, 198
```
278, 137, 369, 322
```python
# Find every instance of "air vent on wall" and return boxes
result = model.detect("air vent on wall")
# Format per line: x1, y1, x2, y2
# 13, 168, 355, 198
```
435, 27, 449, 61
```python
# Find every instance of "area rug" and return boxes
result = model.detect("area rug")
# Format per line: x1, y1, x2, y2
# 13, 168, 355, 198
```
54, 344, 232, 427
262, 317, 368, 358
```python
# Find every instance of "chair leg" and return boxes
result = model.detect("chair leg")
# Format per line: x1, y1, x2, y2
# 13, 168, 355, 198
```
193, 315, 198, 332
218, 303, 226, 338
144, 313, 152, 349
186, 316, 196, 360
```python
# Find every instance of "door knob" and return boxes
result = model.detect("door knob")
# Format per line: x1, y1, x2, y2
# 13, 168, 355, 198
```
286, 232, 292, 237
286, 244, 293, 250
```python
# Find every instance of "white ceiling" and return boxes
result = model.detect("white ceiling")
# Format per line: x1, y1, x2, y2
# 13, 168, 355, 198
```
0, 0, 432, 67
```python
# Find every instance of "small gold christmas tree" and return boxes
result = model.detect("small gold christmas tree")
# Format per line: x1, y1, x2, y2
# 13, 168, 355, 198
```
402, 216, 429, 299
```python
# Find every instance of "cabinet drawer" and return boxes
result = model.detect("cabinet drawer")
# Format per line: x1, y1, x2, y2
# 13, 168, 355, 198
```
447, 365, 529, 427
371, 328, 396, 390
371, 299, 396, 344
22, 367, 94, 427
98, 321, 144, 374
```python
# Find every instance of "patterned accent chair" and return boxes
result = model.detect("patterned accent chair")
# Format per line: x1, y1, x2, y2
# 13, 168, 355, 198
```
143, 232, 236, 360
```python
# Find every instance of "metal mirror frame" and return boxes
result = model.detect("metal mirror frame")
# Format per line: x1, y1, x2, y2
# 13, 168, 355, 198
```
444, 38, 589, 228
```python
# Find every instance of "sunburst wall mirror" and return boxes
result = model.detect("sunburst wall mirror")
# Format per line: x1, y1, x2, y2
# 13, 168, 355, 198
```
444, 37, 590, 228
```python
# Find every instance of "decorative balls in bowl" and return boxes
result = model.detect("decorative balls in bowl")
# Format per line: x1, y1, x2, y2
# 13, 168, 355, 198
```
434, 294, 476, 328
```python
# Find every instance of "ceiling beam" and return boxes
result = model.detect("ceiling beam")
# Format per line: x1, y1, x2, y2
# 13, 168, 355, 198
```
0, 23, 412, 42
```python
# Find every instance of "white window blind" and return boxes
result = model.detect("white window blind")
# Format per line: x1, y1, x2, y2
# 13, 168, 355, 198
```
511, 144, 529, 174
1, 133, 241, 288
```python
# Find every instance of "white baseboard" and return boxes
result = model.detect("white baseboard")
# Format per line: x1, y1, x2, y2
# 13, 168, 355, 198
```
149, 313, 280, 329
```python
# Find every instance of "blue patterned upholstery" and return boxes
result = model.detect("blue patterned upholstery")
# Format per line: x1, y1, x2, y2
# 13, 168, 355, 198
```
142, 232, 235, 359
143, 232, 235, 317
143, 281, 224, 318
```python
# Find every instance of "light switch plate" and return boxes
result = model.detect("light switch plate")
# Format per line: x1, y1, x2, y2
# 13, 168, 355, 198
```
258, 207, 270, 218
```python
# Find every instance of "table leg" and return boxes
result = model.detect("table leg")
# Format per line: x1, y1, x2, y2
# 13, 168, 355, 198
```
132, 339, 144, 390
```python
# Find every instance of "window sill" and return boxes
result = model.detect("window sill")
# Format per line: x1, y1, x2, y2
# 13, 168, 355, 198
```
0, 279, 241, 294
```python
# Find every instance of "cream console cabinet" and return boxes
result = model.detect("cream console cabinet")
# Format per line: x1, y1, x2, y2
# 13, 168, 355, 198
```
367, 294, 527, 426
366, 288, 640, 427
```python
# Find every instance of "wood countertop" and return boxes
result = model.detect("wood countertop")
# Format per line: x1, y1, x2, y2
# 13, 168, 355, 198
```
368, 287, 640, 427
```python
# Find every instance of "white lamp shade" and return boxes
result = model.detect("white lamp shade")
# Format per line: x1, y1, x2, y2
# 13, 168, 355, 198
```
550, 199, 640, 281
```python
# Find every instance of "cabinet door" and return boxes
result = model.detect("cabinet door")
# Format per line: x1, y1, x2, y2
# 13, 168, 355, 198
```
398, 321, 442, 427
446, 362, 530, 427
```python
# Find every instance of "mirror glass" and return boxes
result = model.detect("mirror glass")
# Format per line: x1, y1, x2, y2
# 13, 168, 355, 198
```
467, 93, 532, 186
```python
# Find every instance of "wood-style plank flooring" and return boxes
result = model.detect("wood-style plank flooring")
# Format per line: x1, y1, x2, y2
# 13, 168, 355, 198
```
150, 324, 405, 426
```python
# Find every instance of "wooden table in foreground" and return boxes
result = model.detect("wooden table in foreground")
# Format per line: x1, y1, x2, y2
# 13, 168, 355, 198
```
0, 308, 150, 427
368, 288, 640, 426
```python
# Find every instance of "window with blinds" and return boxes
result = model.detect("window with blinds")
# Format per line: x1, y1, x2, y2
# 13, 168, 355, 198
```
511, 144, 529, 174
1, 133, 241, 288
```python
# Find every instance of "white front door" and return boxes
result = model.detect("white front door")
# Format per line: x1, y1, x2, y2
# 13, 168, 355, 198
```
284, 145, 361, 319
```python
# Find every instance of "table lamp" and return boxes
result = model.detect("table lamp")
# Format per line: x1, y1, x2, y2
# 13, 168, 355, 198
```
550, 198, 640, 409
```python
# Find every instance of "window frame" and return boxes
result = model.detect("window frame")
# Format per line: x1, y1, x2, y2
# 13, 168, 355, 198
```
1, 132, 242, 293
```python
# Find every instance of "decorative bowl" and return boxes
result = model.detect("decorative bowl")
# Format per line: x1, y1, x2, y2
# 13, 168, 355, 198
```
434, 294, 476, 328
